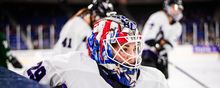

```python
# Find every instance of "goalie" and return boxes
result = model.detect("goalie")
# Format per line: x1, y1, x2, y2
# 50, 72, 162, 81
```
53, 0, 113, 54
23, 14, 168, 88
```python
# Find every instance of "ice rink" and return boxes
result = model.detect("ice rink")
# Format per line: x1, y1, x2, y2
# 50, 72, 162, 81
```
168, 45, 220, 88
8, 45, 220, 88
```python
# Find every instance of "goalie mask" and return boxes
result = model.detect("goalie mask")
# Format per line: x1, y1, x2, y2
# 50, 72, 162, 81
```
87, 14, 143, 87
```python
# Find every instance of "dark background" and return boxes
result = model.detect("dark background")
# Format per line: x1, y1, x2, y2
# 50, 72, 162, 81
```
0, 0, 220, 49
0, 0, 219, 27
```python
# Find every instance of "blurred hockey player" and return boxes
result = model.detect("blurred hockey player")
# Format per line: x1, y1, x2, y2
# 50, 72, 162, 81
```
0, 32, 23, 69
53, 0, 113, 53
23, 14, 168, 88
141, 0, 184, 79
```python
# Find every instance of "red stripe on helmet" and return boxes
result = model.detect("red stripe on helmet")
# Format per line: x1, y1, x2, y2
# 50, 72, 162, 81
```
117, 32, 128, 43
99, 20, 112, 62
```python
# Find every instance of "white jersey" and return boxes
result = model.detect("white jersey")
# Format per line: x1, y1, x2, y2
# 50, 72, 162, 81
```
142, 11, 182, 51
53, 16, 92, 54
23, 52, 168, 88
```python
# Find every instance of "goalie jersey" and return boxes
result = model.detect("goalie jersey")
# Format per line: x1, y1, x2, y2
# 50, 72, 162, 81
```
23, 52, 168, 88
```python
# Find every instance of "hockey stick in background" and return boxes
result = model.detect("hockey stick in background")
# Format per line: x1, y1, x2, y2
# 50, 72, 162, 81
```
168, 61, 209, 88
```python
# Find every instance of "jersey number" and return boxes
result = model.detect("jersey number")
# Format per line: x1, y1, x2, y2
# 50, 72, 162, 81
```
62, 37, 72, 48
27, 61, 46, 82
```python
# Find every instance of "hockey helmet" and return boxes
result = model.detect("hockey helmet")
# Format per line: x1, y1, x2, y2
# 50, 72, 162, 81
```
88, 0, 114, 17
87, 13, 142, 69
163, 0, 184, 21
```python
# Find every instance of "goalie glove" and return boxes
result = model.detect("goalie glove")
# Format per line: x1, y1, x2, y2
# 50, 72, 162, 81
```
144, 39, 165, 53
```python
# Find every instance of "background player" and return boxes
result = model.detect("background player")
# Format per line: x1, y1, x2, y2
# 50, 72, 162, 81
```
141, 0, 184, 79
53, 0, 113, 54
23, 14, 168, 88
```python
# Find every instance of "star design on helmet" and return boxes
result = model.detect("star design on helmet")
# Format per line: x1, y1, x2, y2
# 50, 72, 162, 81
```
112, 65, 127, 78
